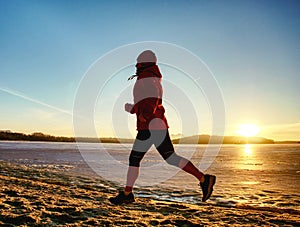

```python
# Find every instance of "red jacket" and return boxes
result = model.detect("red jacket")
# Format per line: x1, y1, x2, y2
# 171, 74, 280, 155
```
130, 63, 169, 130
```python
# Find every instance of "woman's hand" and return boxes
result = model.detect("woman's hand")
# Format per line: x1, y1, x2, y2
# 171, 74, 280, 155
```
125, 103, 134, 113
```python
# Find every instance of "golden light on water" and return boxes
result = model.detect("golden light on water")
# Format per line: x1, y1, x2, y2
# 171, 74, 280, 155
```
244, 144, 252, 155
237, 124, 260, 137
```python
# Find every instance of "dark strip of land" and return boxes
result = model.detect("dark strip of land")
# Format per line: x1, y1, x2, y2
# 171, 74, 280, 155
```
0, 130, 299, 144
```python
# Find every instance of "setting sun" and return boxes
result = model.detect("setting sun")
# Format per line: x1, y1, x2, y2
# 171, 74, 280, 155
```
237, 124, 260, 137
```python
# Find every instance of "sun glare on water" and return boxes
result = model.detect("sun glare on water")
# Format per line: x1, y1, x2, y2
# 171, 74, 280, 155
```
237, 124, 260, 137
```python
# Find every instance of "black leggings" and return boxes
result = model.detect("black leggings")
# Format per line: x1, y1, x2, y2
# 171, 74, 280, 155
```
129, 130, 181, 167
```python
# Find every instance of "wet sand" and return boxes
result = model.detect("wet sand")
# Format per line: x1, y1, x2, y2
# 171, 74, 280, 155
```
0, 161, 299, 226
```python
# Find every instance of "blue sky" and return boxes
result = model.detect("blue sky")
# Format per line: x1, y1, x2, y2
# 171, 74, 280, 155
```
0, 0, 299, 140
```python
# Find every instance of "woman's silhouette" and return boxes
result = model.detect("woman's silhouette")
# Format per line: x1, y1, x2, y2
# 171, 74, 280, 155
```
109, 50, 216, 204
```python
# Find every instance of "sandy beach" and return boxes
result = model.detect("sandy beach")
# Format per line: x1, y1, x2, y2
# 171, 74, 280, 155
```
0, 161, 299, 226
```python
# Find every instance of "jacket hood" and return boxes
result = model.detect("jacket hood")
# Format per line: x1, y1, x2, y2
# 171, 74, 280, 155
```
136, 63, 162, 80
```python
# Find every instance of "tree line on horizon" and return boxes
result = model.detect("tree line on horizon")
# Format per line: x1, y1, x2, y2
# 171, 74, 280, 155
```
0, 130, 286, 144
0, 130, 75, 142
0, 130, 132, 143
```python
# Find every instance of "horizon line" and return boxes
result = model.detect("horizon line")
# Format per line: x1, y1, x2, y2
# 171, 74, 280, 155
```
0, 129, 299, 142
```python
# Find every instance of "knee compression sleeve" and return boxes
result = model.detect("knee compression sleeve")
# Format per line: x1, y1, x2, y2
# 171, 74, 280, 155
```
164, 152, 181, 166
129, 150, 145, 167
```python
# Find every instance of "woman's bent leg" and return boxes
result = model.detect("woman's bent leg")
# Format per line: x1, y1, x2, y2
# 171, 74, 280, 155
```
178, 157, 204, 182
154, 130, 204, 182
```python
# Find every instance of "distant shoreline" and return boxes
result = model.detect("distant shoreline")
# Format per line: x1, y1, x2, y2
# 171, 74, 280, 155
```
1, 130, 299, 144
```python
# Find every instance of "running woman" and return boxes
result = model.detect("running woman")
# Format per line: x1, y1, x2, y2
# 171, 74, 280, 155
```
109, 50, 216, 204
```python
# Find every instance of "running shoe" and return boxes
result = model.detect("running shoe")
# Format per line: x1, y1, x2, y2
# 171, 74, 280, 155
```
109, 191, 135, 205
200, 174, 216, 202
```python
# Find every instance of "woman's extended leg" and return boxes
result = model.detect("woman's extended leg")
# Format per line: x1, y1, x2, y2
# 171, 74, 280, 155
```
109, 130, 152, 204
124, 166, 139, 195
125, 130, 152, 193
